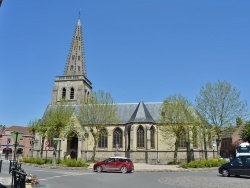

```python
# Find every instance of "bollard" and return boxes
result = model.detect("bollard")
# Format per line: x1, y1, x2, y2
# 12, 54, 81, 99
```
0, 160, 2, 173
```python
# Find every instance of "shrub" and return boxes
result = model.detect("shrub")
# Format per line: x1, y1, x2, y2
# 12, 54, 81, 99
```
61, 159, 88, 167
20, 157, 45, 165
180, 159, 226, 168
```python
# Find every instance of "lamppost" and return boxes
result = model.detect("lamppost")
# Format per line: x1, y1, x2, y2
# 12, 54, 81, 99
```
10, 132, 23, 161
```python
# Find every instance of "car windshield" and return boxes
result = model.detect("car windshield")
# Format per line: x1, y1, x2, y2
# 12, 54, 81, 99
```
236, 146, 250, 153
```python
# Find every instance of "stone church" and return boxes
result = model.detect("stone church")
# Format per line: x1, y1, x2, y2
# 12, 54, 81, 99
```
34, 18, 216, 163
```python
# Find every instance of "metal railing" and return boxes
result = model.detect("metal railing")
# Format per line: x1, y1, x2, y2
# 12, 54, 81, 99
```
0, 160, 2, 173
9, 160, 22, 174
12, 170, 27, 188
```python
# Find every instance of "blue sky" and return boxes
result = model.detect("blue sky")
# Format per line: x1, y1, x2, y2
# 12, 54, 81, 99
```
0, 1, 250, 127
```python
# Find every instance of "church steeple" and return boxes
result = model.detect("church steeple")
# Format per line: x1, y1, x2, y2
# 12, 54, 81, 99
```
51, 16, 92, 105
64, 18, 87, 76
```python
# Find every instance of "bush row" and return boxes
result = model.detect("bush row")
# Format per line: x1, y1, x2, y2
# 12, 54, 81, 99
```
180, 159, 227, 168
20, 157, 89, 167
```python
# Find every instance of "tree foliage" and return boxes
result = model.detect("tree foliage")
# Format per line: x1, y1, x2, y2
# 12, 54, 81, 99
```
195, 80, 248, 154
43, 100, 75, 164
159, 94, 196, 162
240, 121, 250, 142
78, 90, 119, 161
27, 119, 40, 157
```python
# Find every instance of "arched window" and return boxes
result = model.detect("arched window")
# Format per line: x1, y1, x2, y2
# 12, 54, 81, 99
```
113, 128, 123, 148
137, 125, 144, 148
70, 87, 74, 99
62, 88, 66, 99
150, 126, 155, 149
98, 128, 107, 148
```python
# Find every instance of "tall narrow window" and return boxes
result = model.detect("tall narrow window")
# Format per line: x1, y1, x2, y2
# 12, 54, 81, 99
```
150, 126, 155, 149
70, 65, 73, 70
208, 132, 212, 148
178, 127, 187, 147
113, 128, 123, 148
70, 87, 74, 99
78, 66, 80, 71
72, 55, 75, 60
192, 127, 198, 147
98, 128, 107, 148
78, 56, 80, 60
62, 88, 66, 99
137, 125, 144, 148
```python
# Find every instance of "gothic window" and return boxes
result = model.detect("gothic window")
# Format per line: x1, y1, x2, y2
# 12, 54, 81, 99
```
79, 46, 80, 50
113, 128, 123, 148
78, 56, 80, 60
208, 132, 212, 148
62, 88, 66, 99
70, 87, 74, 99
70, 65, 73, 70
178, 127, 187, 148
78, 66, 80, 71
150, 126, 155, 149
72, 55, 75, 60
98, 128, 107, 148
137, 125, 144, 148
74, 46, 76, 50
192, 127, 198, 147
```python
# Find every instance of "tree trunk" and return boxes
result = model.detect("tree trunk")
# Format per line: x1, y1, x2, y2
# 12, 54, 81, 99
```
52, 142, 58, 166
40, 136, 45, 158
91, 137, 97, 161
174, 141, 179, 163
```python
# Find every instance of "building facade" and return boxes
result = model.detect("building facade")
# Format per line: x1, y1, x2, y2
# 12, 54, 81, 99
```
33, 18, 217, 163
0, 126, 33, 159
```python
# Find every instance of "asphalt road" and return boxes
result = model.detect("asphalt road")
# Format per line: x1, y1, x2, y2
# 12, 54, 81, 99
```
2, 161, 250, 188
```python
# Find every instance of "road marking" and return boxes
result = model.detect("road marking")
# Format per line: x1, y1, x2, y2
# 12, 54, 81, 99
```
39, 172, 96, 181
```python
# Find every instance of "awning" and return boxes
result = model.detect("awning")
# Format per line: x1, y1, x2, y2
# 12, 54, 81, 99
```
1, 144, 24, 147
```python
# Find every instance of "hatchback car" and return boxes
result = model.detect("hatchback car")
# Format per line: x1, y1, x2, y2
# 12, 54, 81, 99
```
93, 157, 134, 173
218, 155, 250, 177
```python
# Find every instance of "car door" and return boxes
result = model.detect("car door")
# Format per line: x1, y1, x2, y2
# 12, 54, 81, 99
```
103, 158, 116, 171
230, 157, 244, 175
242, 156, 250, 176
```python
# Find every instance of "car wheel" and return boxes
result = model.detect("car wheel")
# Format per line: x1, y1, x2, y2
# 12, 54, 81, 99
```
96, 166, 102, 173
222, 169, 230, 177
121, 166, 128, 174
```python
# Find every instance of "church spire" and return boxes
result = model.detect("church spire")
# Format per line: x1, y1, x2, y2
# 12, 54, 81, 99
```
64, 17, 87, 76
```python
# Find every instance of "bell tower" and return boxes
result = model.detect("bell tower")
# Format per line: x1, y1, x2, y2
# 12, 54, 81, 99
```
51, 17, 92, 105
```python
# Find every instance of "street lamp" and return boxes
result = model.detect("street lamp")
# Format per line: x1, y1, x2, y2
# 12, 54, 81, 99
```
10, 132, 23, 161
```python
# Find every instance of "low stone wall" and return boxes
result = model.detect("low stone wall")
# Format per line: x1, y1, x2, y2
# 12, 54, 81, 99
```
32, 149, 218, 163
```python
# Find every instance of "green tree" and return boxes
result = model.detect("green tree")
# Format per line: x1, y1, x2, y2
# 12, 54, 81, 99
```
195, 80, 248, 155
78, 90, 119, 161
45, 100, 75, 165
27, 119, 40, 157
240, 120, 250, 142
36, 118, 48, 158
159, 94, 196, 163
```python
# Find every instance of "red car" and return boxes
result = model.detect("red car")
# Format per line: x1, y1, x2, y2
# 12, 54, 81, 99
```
93, 157, 134, 173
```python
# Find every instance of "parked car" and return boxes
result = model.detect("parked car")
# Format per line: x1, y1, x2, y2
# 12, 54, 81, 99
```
218, 155, 250, 177
93, 157, 134, 173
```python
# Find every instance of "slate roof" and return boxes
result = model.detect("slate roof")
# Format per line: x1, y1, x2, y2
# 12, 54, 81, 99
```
2, 126, 32, 135
46, 101, 163, 125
